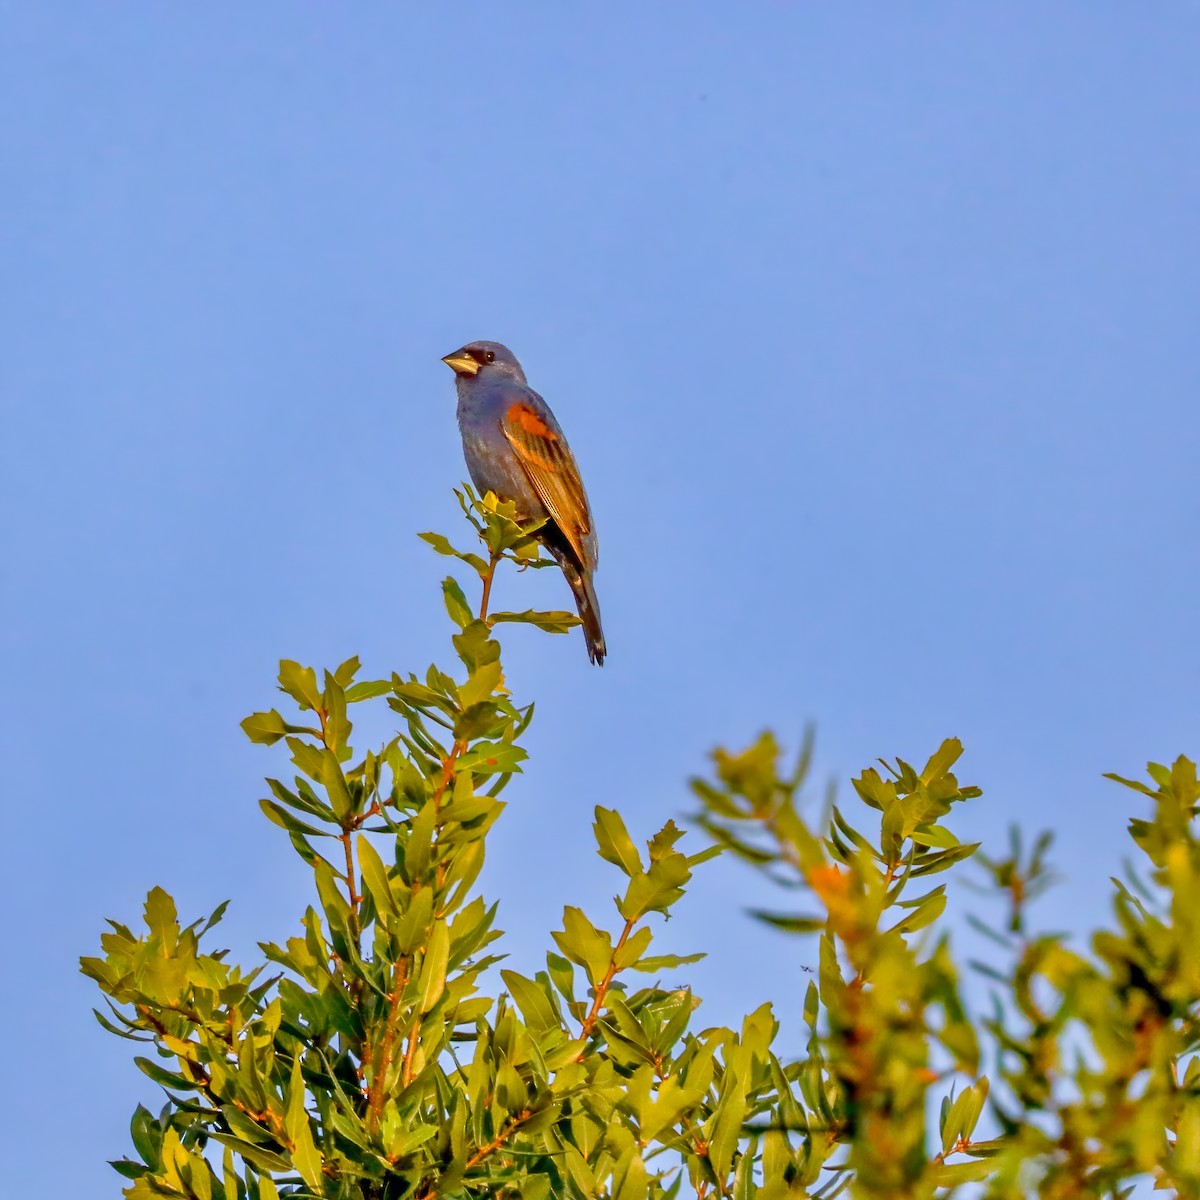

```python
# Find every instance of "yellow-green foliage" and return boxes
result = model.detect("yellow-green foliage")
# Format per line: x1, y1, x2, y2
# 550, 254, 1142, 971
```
84, 489, 1200, 1199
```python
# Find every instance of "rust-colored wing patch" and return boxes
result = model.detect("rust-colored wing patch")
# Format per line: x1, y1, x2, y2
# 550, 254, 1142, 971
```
501, 399, 595, 569
506, 403, 559, 440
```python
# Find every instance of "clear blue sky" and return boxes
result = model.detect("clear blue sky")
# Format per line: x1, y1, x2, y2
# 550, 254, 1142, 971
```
2, 6, 1197, 1192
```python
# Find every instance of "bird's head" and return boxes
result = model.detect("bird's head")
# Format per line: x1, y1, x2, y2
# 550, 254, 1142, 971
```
441, 340, 526, 383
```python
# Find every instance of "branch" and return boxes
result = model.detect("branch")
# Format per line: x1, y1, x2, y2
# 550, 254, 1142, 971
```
401, 1021, 421, 1088
412, 1109, 533, 1200
479, 545, 502, 623
340, 831, 362, 934
578, 918, 637, 1045
368, 957, 410, 1126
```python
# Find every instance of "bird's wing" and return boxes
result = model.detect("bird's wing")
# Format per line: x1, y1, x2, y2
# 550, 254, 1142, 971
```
500, 398, 594, 569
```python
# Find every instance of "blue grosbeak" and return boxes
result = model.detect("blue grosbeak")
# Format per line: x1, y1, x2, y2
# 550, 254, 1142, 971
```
442, 341, 606, 665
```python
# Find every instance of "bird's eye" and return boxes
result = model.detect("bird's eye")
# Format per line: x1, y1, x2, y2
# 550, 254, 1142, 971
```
485, 350, 495, 363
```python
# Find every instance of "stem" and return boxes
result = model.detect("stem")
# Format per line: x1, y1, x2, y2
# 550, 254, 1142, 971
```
413, 1110, 533, 1199
578, 917, 638, 1045
375, 548, 507, 1148
150, 1026, 288, 1145
432, 743, 465, 806
463, 1113, 530, 1169
339, 829, 366, 1075
653, 1057, 719, 1194
387, 554, 500, 1106
401, 1022, 420, 1086
368, 957, 410, 1126
428, 744, 464, 899
340, 832, 362, 932
479, 548, 501, 622
322, 695, 361, 943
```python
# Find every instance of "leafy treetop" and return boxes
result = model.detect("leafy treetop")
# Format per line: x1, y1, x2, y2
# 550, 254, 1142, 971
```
85, 487, 1200, 1199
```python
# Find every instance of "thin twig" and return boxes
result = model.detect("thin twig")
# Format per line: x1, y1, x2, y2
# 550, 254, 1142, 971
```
578, 917, 637, 1045
412, 1109, 533, 1200
401, 1023, 420, 1087
479, 548, 502, 622
368, 957, 410, 1125
341, 833, 362, 920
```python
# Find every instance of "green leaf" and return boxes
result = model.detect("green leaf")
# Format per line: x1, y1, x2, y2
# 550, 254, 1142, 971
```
198, 899, 229, 935
278, 660, 322, 712
259, 799, 329, 838
881, 800, 905, 864
931, 1158, 995, 1187
709, 1077, 748, 1179
419, 919, 450, 1012
357, 836, 397, 916
921, 737, 964, 783
455, 742, 526, 775
442, 577, 474, 629
241, 709, 289, 745
419, 530, 462, 557
555, 1135, 597, 1197
322, 669, 351, 753
405, 802, 437, 881
144, 887, 178, 950
135, 1056, 193, 1091
333, 655, 361, 687
288, 830, 318, 866
501, 970, 561, 1034
321, 748, 355, 820
909, 824, 961, 850
619, 852, 692, 921
394, 885, 434, 953
381, 1111, 438, 1161
268, 776, 336, 822
391, 677, 456, 715
442, 841, 486, 912
186, 1147, 213, 1200
747, 910, 825, 934
803, 980, 819, 1030
1103, 771, 1158, 799
546, 953, 577, 1007
313, 857, 352, 954
552, 907, 613, 986
941, 1076, 990, 1150
639, 1073, 703, 1142
889, 886, 947, 935
612, 1148, 650, 1200
222, 1105, 274, 1147
614, 925, 653, 970
207, 1134, 290, 1174
129, 1104, 160, 1166
285, 1060, 323, 1191
629, 951, 705, 973
419, 531, 488, 572
459, 660, 504, 710
345, 679, 392, 703
594, 808, 644, 877
490, 609, 581, 633
452, 620, 501, 673
648, 820, 686, 858
518, 1174, 554, 1200
910, 842, 980, 877
287, 738, 354, 821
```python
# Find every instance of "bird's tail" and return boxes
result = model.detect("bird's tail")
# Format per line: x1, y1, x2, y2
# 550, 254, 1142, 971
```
566, 566, 606, 667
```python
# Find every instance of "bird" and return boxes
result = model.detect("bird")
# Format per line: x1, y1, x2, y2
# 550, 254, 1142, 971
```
442, 340, 606, 666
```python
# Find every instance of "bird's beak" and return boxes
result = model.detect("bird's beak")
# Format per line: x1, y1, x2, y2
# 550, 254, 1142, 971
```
441, 350, 480, 377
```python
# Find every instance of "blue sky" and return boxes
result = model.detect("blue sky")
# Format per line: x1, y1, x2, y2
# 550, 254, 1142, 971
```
2, 5, 1197, 1191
